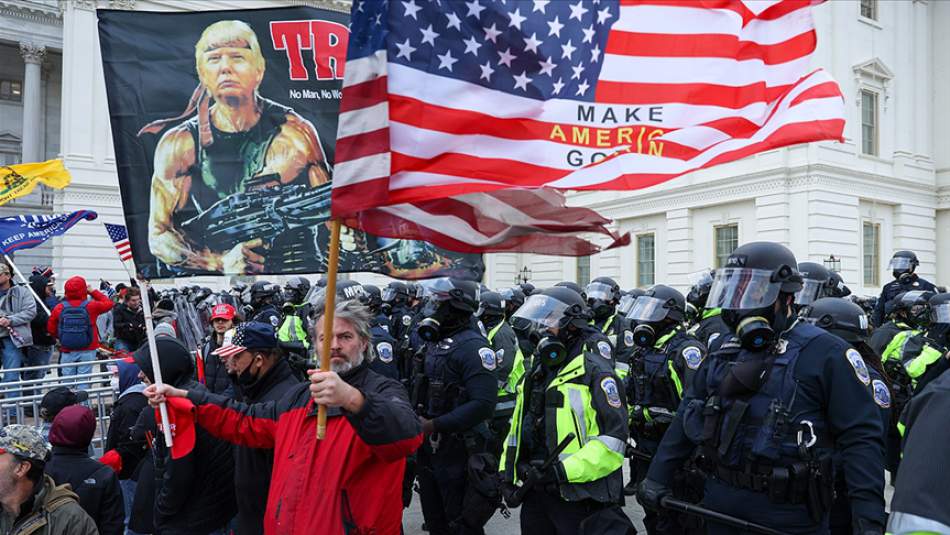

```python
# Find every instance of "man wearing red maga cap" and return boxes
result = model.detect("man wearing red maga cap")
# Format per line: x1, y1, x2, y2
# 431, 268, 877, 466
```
146, 299, 422, 535
199, 303, 239, 397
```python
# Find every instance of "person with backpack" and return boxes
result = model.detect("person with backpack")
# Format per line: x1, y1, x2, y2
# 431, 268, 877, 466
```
47, 276, 113, 390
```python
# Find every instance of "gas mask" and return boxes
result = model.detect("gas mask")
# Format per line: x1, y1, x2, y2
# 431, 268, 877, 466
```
536, 336, 567, 367
632, 323, 657, 348
418, 300, 462, 342
590, 300, 613, 321
898, 272, 917, 285
381, 302, 393, 316
723, 302, 790, 352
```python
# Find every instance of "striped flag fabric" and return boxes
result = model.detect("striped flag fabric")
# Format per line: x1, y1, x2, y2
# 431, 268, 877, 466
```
332, 0, 844, 254
104, 223, 133, 262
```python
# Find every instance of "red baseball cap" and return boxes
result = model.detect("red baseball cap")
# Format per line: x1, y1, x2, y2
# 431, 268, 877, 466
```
210, 304, 236, 321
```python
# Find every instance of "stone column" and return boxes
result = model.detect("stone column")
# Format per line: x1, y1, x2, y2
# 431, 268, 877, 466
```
18, 42, 46, 163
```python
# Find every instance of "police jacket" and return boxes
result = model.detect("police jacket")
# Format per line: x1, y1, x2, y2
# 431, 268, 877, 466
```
232, 357, 300, 535
186, 362, 422, 535
873, 275, 937, 326
501, 345, 628, 504
627, 328, 706, 442
581, 325, 615, 365
251, 304, 281, 329
45, 447, 124, 535
888, 370, 950, 534
369, 318, 399, 381
612, 316, 636, 380
692, 308, 730, 353
881, 330, 946, 392
422, 321, 498, 434
484, 318, 519, 390
647, 322, 886, 530
277, 303, 310, 349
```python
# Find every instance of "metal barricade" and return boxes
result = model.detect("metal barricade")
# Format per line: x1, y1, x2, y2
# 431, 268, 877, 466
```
0, 358, 125, 457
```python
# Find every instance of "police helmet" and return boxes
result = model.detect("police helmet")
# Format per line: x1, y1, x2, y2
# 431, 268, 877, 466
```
360, 284, 382, 310
477, 291, 506, 319
825, 271, 851, 298
250, 281, 281, 302
587, 277, 621, 304
929, 293, 950, 326
794, 262, 832, 306
617, 288, 646, 316
888, 250, 919, 275
283, 276, 311, 302
336, 280, 366, 302
513, 286, 592, 332
706, 242, 802, 311
520, 282, 536, 296
419, 278, 480, 313
499, 287, 525, 312
555, 281, 587, 301
802, 297, 869, 343
686, 269, 715, 309
889, 290, 935, 324
626, 284, 686, 323
382, 281, 412, 306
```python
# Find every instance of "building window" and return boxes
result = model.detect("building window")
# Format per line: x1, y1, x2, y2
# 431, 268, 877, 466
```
576, 256, 590, 287
637, 233, 655, 287
861, 90, 878, 156
860, 0, 877, 20
714, 224, 739, 268
863, 222, 880, 286
0, 80, 22, 102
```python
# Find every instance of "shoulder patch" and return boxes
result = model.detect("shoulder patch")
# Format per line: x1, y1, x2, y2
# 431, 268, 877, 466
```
871, 379, 891, 409
478, 347, 497, 370
596, 340, 612, 360
623, 330, 634, 348
682, 346, 704, 370
845, 348, 871, 385
600, 377, 622, 408
376, 342, 394, 363
270, 316, 280, 327
402, 315, 412, 326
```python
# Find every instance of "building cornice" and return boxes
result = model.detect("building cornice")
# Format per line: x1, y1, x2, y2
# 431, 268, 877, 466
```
0, 1, 62, 24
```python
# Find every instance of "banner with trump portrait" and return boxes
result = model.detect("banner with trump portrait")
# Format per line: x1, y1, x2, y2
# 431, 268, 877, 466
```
97, 5, 484, 280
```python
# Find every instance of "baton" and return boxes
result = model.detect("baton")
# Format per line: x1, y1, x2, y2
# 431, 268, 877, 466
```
660, 496, 792, 535
505, 433, 575, 508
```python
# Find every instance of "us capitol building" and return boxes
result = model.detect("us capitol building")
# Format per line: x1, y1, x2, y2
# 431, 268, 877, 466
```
1, 0, 947, 296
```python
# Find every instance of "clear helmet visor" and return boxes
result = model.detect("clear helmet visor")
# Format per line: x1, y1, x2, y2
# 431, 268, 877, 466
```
794, 279, 824, 306
888, 257, 914, 271
705, 268, 783, 310
931, 303, 950, 324
512, 294, 571, 329
688, 269, 714, 287
381, 288, 398, 302
900, 291, 930, 305
617, 294, 637, 315
417, 278, 471, 302
626, 296, 670, 322
586, 282, 615, 302
499, 288, 516, 301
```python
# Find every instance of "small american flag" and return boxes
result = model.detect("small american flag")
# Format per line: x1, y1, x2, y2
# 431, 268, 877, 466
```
104, 223, 133, 262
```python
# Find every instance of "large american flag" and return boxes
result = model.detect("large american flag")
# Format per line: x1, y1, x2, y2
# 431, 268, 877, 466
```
104, 223, 133, 262
333, 0, 845, 254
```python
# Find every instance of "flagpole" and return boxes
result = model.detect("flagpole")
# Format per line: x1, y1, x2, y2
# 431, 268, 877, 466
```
2, 253, 50, 315
317, 219, 342, 440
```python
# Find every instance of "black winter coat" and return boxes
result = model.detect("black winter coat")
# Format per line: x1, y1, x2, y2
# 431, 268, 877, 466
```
45, 446, 125, 535
113, 302, 146, 348
201, 335, 235, 398
104, 390, 149, 480
232, 358, 301, 535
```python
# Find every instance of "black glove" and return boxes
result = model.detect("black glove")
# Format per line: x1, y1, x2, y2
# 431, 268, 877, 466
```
636, 478, 670, 510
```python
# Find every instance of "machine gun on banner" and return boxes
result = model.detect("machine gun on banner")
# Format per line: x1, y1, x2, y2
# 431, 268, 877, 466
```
181, 178, 332, 252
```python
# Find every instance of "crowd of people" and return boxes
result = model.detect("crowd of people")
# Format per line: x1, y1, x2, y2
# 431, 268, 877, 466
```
1, 243, 949, 535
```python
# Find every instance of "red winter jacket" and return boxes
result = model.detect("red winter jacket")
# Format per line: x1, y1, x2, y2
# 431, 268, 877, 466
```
48, 276, 114, 352
186, 363, 423, 535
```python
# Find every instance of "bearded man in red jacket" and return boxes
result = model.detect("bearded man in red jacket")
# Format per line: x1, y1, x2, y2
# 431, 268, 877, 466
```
146, 298, 422, 535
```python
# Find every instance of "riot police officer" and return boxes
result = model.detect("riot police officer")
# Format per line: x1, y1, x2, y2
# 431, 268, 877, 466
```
625, 285, 706, 534
686, 269, 730, 353
502, 287, 535, 362
502, 287, 631, 534
881, 291, 950, 393
587, 277, 622, 340
872, 250, 937, 326
639, 241, 886, 535
794, 262, 832, 310
801, 297, 891, 535
867, 291, 923, 356
477, 291, 522, 457
278, 276, 311, 349
414, 278, 498, 535
247, 280, 282, 327
383, 281, 415, 342
826, 271, 851, 298
360, 284, 390, 333
613, 288, 645, 382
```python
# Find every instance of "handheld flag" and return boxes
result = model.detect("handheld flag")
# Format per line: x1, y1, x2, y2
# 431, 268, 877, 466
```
0, 210, 97, 254
333, 0, 845, 254
104, 223, 133, 263
0, 159, 72, 207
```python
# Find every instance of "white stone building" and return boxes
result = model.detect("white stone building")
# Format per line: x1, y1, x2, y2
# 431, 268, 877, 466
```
5, 0, 946, 295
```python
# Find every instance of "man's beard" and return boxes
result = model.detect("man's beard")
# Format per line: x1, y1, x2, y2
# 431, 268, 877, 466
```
330, 353, 364, 374
0, 467, 20, 514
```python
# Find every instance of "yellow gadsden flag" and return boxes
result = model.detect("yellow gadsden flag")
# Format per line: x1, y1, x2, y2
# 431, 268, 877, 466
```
0, 159, 72, 206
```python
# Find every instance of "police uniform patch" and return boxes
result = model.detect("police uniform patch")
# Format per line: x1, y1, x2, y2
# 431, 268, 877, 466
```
846, 348, 871, 385
270, 316, 280, 327
623, 330, 634, 347
600, 377, 622, 408
377, 342, 394, 363
402, 315, 412, 326
478, 347, 497, 370
871, 379, 891, 409
597, 340, 612, 360
682, 346, 704, 370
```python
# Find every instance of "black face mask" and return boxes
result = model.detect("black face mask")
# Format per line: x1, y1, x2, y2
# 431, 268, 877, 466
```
590, 300, 613, 320
237, 356, 263, 389
381, 302, 393, 316
633, 324, 656, 348
723, 304, 789, 352
898, 272, 917, 285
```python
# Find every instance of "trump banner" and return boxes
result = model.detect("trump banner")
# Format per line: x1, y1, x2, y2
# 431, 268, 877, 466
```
0, 210, 98, 254
97, 6, 483, 280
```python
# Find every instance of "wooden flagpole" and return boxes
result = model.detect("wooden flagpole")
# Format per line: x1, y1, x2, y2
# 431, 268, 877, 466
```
137, 275, 174, 447
317, 219, 342, 440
